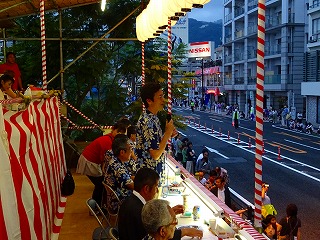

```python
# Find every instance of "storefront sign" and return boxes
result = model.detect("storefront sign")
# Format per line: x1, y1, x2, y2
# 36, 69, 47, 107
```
195, 66, 220, 75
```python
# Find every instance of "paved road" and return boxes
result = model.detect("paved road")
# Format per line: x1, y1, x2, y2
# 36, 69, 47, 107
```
174, 106, 320, 239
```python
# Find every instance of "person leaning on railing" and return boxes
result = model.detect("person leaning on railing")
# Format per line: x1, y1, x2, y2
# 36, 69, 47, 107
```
0, 74, 19, 100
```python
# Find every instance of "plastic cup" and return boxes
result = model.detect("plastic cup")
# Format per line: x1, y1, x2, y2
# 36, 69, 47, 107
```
209, 219, 216, 230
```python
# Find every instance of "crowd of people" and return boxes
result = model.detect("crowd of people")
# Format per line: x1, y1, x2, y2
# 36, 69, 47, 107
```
76, 82, 203, 240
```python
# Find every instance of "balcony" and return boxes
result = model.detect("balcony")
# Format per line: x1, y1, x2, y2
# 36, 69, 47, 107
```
247, 49, 257, 59
234, 7, 245, 18
225, 34, 232, 43
266, 16, 281, 28
309, 0, 320, 9
235, 52, 244, 61
248, 0, 258, 11
309, 33, 320, 44
248, 24, 257, 34
225, 13, 232, 23
235, 77, 244, 84
224, 55, 232, 64
235, 29, 244, 39
265, 44, 281, 56
265, 75, 281, 84
224, 77, 232, 85
248, 76, 257, 84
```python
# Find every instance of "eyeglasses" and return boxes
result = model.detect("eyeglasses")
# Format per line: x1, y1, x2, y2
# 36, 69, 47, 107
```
166, 217, 178, 226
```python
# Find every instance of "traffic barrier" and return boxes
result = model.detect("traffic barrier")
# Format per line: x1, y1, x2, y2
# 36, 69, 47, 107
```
277, 146, 282, 160
238, 133, 240, 144
211, 124, 214, 134
204, 122, 206, 131
228, 131, 230, 140
198, 120, 200, 128
219, 128, 222, 136
248, 138, 251, 148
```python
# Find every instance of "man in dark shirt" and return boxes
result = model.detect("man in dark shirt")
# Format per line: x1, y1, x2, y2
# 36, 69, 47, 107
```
118, 168, 203, 240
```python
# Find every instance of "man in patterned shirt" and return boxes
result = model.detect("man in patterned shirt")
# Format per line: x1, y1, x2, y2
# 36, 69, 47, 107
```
104, 134, 134, 202
136, 82, 175, 176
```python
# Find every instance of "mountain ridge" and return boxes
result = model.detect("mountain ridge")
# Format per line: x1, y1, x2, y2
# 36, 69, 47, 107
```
189, 18, 222, 45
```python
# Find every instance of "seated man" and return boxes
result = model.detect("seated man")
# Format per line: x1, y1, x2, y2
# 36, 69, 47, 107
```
104, 134, 134, 203
141, 199, 178, 240
118, 168, 203, 240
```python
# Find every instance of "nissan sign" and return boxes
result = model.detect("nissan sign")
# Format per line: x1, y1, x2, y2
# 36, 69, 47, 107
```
188, 41, 213, 59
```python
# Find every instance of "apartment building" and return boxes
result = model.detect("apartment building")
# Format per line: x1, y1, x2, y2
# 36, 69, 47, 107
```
302, 0, 320, 125
223, 0, 307, 118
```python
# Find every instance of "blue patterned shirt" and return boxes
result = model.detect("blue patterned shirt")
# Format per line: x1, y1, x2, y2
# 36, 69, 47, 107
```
104, 157, 133, 202
136, 111, 164, 175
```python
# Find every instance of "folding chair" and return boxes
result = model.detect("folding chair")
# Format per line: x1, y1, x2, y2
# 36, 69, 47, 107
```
102, 182, 121, 228
86, 198, 119, 240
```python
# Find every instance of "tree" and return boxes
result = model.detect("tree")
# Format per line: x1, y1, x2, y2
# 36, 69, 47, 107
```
5, 2, 189, 139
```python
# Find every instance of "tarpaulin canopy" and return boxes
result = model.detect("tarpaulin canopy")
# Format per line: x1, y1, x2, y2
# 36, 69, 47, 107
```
0, 0, 99, 28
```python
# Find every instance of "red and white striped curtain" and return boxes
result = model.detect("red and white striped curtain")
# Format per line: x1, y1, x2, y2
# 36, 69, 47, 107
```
0, 97, 66, 239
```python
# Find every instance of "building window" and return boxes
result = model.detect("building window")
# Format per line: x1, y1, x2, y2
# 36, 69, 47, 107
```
318, 97, 320, 123
312, 18, 320, 34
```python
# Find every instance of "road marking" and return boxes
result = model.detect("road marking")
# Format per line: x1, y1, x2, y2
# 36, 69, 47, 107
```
272, 125, 320, 139
268, 141, 306, 153
239, 126, 255, 132
204, 146, 229, 159
241, 132, 256, 139
284, 139, 320, 151
274, 132, 306, 140
184, 121, 320, 183
178, 131, 187, 137
209, 118, 223, 123
312, 141, 320, 146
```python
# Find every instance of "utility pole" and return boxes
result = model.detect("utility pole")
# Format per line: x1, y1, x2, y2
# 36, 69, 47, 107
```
201, 58, 204, 101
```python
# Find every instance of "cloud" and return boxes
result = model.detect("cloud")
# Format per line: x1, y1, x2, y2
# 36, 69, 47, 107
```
188, 1, 224, 22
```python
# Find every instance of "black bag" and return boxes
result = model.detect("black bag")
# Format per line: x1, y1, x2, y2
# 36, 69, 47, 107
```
61, 170, 75, 196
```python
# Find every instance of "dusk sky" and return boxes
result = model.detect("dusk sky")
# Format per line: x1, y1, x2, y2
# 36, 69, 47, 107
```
188, 1, 224, 22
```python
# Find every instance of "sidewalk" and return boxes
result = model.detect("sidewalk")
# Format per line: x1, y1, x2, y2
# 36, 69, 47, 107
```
58, 171, 97, 240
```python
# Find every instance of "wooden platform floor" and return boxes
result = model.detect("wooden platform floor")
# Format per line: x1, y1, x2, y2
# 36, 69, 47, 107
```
59, 172, 97, 240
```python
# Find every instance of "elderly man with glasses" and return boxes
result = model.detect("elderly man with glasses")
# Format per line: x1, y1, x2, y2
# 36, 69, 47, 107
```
142, 199, 188, 240
104, 134, 134, 202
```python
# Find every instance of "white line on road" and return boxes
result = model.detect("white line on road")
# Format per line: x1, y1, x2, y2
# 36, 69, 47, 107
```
239, 126, 255, 132
209, 118, 223, 123
178, 131, 187, 137
186, 121, 320, 183
204, 146, 229, 159
284, 139, 320, 151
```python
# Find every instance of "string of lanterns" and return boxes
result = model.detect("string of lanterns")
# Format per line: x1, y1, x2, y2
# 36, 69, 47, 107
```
136, 0, 211, 42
